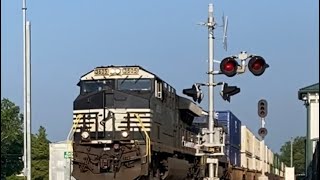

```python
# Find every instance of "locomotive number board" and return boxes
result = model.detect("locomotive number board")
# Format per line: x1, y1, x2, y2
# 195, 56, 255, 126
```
122, 67, 139, 75
94, 67, 139, 76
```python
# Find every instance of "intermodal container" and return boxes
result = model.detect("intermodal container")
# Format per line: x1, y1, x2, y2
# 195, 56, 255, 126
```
280, 170, 284, 177
267, 164, 271, 173
225, 145, 241, 167
273, 154, 280, 170
255, 158, 261, 171
268, 148, 274, 165
216, 110, 241, 149
281, 162, 285, 171
274, 166, 280, 176
241, 153, 251, 169
253, 136, 261, 159
241, 125, 254, 154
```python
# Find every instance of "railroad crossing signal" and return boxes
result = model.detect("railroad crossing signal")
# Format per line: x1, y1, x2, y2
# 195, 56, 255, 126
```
258, 127, 268, 139
220, 83, 240, 102
218, 52, 269, 77
220, 57, 238, 77
183, 84, 204, 103
258, 99, 268, 118
248, 56, 269, 76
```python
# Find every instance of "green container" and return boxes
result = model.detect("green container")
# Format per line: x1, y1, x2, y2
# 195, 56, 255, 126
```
273, 154, 280, 169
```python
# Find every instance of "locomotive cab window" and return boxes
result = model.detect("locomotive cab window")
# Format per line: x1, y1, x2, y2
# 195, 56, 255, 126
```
118, 79, 152, 91
80, 80, 115, 94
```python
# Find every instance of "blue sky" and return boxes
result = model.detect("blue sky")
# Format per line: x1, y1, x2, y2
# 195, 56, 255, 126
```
1, 0, 319, 153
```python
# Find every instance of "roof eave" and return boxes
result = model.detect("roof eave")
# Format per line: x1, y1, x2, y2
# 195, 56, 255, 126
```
298, 83, 319, 100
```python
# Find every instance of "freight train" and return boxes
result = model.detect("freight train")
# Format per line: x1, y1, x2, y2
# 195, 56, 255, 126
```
195, 111, 286, 180
70, 65, 285, 180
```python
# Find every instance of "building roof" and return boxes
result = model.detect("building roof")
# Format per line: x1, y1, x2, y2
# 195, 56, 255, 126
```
298, 83, 319, 100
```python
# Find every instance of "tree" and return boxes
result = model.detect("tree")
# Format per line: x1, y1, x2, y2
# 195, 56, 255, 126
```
6, 175, 25, 180
279, 136, 306, 175
1, 98, 24, 178
31, 126, 51, 180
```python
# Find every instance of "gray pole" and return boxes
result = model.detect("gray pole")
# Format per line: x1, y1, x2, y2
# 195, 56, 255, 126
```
261, 119, 266, 177
291, 137, 293, 167
26, 21, 32, 180
207, 4, 216, 179
22, 0, 28, 178
259, 119, 267, 180
305, 101, 311, 173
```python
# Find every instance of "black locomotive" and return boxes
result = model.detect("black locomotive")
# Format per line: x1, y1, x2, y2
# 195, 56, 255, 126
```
71, 66, 208, 180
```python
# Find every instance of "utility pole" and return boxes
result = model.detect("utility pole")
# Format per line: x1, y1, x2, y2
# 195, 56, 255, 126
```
22, 0, 32, 179
291, 137, 293, 167
26, 20, 32, 180
22, 0, 27, 178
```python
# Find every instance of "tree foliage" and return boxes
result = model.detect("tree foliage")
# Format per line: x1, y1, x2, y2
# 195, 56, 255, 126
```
6, 175, 25, 180
1, 98, 51, 180
1, 98, 24, 178
280, 136, 306, 175
31, 126, 51, 180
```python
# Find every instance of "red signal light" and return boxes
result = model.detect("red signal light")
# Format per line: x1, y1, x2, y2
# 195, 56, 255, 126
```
248, 56, 269, 76
220, 57, 238, 77
224, 62, 235, 71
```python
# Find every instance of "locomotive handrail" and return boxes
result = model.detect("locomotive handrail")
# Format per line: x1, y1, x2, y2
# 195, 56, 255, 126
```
134, 113, 151, 163
67, 114, 83, 152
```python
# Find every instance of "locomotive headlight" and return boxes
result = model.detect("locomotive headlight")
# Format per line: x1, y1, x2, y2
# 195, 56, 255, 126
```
121, 131, 129, 138
109, 68, 116, 74
109, 68, 121, 75
115, 68, 121, 74
81, 131, 90, 139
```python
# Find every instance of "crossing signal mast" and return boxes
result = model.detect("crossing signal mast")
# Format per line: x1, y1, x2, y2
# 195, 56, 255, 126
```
182, 4, 270, 180
257, 99, 269, 180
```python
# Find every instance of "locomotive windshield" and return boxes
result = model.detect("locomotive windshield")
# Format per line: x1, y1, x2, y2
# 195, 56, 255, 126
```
80, 78, 152, 94
80, 79, 115, 94
118, 79, 151, 91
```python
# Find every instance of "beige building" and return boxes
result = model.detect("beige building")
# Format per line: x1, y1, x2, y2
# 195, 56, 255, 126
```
298, 83, 319, 172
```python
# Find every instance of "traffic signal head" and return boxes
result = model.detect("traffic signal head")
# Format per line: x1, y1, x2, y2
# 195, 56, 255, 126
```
220, 57, 238, 77
220, 83, 240, 102
183, 84, 204, 103
258, 99, 268, 118
258, 127, 268, 139
248, 56, 269, 76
